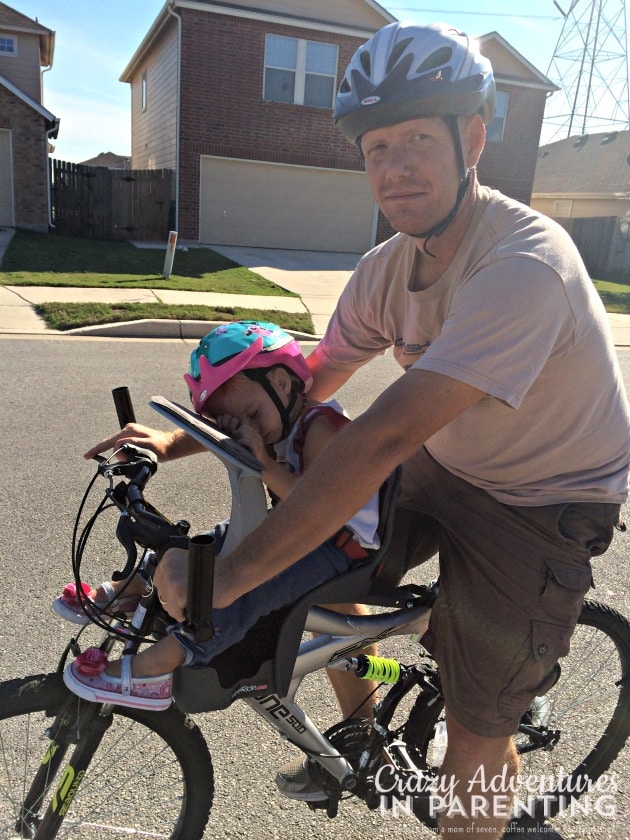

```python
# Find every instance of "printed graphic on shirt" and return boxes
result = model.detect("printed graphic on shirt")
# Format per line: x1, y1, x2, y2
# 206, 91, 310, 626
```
394, 338, 431, 370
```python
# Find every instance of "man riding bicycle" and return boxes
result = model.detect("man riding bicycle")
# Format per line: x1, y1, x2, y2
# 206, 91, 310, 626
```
88, 22, 629, 838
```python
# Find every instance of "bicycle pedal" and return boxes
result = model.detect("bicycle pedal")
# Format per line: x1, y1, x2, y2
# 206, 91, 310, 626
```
306, 798, 329, 812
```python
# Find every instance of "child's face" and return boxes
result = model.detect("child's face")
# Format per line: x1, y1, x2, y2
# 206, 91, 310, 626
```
203, 372, 289, 445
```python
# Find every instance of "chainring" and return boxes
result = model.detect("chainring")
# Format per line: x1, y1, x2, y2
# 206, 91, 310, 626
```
309, 718, 384, 806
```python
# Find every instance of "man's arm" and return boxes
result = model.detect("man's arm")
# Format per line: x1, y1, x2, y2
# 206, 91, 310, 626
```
306, 346, 355, 402
213, 368, 484, 607
84, 424, 205, 462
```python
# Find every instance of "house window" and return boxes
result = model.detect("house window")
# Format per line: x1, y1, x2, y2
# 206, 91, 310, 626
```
141, 71, 147, 110
0, 36, 16, 56
486, 90, 508, 142
264, 34, 337, 108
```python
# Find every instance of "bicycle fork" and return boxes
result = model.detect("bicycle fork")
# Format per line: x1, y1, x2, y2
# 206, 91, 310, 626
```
16, 696, 114, 839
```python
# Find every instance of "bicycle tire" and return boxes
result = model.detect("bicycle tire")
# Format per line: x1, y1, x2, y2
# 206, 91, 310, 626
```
401, 598, 630, 831
0, 672, 214, 839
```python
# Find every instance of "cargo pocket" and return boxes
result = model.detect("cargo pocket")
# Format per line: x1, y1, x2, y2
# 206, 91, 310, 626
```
498, 620, 572, 721
539, 556, 592, 627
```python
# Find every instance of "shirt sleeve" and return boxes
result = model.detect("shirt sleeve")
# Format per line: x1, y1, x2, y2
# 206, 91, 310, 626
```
414, 256, 577, 408
315, 267, 392, 372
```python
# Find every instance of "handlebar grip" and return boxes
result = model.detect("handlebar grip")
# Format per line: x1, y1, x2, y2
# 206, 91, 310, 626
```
186, 534, 215, 642
112, 386, 136, 428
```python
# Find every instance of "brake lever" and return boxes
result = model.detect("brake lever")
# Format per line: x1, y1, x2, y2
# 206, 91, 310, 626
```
98, 444, 158, 481
113, 515, 138, 581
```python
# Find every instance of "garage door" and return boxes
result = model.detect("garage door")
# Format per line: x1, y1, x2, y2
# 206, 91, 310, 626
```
0, 130, 14, 227
199, 156, 375, 252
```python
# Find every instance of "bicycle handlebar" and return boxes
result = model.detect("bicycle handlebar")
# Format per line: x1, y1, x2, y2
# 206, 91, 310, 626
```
112, 386, 136, 427
99, 388, 213, 638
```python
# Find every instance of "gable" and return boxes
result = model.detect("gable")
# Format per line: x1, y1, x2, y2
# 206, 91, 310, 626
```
0, 2, 54, 66
534, 131, 630, 196
479, 32, 557, 91
0, 71, 57, 128
175, 0, 396, 34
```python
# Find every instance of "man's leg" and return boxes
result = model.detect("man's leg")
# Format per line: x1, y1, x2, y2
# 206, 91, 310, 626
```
438, 710, 519, 838
323, 603, 378, 718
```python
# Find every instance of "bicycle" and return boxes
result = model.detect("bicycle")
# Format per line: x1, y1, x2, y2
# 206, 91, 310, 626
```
0, 388, 628, 839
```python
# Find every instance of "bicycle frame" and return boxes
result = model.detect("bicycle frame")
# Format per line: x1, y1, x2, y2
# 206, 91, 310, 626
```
241, 601, 433, 789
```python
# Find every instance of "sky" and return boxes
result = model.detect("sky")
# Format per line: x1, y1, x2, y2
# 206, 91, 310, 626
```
10, 1, 578, 162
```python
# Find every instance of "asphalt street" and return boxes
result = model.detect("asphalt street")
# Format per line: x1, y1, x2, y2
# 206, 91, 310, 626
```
0, 335, 628, 840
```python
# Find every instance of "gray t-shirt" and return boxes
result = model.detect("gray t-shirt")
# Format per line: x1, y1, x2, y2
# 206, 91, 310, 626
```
315, 187, 630, 505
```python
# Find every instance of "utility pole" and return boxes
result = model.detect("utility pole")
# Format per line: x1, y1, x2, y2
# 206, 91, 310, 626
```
543, 0, 629, 140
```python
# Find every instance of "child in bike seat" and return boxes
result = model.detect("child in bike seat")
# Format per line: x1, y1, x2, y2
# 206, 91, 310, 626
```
61, 321, 382, 710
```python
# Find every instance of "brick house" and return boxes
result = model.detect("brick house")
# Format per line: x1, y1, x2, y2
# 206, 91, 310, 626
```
0, 2, 58, 231
121, 2, 555, 251
477, 32, 557, 205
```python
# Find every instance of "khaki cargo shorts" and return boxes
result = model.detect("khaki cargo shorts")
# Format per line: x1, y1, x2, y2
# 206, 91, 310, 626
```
381, 447, 621, 738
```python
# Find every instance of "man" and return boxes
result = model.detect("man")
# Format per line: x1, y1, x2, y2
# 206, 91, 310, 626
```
88, 23, 629, 838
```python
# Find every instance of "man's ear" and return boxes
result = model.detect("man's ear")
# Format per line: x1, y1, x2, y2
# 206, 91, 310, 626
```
266, 366, 293, 396
462, 114, 486, 168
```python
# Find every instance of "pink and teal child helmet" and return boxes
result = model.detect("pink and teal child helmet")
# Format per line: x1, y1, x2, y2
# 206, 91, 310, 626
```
185, 321, 312, 433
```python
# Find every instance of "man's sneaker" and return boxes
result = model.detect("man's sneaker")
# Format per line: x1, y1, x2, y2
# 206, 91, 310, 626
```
275, 756, 327, 802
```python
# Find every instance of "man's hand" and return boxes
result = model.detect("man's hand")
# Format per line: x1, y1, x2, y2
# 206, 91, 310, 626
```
84, 424, 202, 462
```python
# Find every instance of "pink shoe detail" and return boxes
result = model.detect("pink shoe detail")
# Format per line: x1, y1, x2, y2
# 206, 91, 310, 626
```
62, 581, 91, 606
75, 647, 109, 677
64, 648, 172, 711
52, 581, 141, 626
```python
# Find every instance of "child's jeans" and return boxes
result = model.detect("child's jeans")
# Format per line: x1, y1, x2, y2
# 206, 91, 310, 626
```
169, 522, 353, 667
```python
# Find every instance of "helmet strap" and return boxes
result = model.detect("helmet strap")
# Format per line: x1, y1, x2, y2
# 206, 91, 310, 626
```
243, 369, 299, 439
411, 115, 470, 257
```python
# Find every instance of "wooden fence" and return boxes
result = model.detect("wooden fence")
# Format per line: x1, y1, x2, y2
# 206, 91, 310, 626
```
559, 215, 630, 277
49, 159, 174, 241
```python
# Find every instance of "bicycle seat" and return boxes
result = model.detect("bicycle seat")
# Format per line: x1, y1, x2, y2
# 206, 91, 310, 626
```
172, 466, 404, 713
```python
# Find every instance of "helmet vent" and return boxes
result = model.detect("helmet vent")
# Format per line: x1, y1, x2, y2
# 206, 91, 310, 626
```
359, 49, 371, 76
416, 46, 452, 74
386, 37, 413, 73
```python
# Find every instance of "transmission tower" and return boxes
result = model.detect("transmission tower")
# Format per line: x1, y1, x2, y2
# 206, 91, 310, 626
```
543, 0, 630, 141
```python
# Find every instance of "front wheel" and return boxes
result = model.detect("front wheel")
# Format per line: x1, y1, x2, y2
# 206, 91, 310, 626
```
0, 672, 214, 839
403, 599, 630, 831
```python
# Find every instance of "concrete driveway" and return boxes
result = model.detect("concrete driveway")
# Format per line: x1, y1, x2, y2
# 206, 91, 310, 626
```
205, 244, 363, 335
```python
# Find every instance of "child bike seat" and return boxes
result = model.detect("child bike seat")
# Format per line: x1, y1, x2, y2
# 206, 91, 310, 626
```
151, 397, 405, 713
172, 466, 402, 713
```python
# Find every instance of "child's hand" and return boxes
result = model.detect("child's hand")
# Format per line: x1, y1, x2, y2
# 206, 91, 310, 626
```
215, 415, 268, 463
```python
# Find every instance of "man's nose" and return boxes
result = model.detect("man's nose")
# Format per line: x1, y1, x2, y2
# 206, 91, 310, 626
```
383, 148, 414, 179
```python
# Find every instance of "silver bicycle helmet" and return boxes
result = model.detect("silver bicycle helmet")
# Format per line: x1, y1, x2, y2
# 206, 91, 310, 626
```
334, 22, 496, 146
334, 23, 496, 250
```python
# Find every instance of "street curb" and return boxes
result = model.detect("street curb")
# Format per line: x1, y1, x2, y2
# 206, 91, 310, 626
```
64, 318, 321, 341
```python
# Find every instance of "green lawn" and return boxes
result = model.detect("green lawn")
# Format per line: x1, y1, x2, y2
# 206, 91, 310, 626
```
0, 230, 297, 296
35, 302, 315, 334
592, 278, 630, 314
2, 230, 629, 331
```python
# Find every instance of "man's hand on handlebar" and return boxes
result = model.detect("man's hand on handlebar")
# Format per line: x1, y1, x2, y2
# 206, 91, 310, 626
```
84, 423, 203, 463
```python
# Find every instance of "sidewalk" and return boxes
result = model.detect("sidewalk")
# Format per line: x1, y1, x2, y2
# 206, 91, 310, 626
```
0, 228, 359, 338
1, 227, 629, 345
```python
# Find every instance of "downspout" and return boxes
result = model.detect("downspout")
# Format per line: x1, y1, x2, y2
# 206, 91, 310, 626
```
42, 63, 56, 228
166, 1, 181, 232
45, 119, 60, 229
